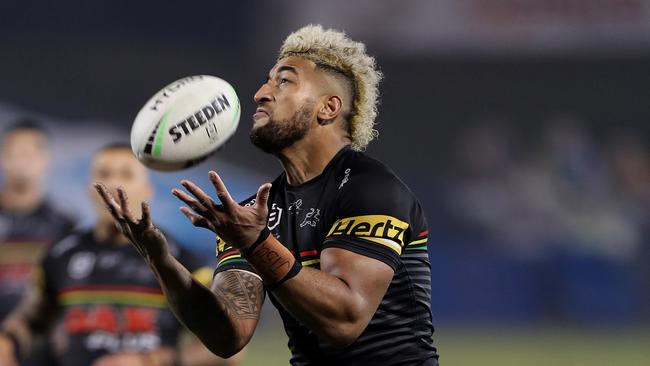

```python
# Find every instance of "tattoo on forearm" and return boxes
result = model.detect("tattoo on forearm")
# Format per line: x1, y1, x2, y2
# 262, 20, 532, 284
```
214, 271, 264, 320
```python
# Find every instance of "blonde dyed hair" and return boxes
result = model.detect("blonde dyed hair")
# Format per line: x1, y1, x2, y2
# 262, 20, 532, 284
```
278, 24, 382, 151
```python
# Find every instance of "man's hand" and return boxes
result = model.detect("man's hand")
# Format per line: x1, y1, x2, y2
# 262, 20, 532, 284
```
172, 171, 271, 250
94, 183, 169, 264
0, 335, 17, 366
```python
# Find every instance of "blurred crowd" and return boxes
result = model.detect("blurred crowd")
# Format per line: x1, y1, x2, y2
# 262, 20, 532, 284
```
443, 114, 649, 261
434, 114, 650, 323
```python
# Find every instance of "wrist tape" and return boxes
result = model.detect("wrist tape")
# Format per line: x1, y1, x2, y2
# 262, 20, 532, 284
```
241, 228, 302, 290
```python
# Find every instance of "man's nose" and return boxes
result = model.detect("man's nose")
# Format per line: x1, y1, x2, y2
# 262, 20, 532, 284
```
254, 83, 273, 105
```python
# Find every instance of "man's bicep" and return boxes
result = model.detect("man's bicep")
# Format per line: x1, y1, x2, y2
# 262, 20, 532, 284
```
320, 246, 393, 312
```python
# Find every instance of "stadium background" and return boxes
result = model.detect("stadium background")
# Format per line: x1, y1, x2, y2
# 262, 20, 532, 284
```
1, 1, 649, 365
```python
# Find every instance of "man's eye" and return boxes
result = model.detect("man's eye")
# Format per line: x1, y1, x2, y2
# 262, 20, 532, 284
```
280, 78, 289, 84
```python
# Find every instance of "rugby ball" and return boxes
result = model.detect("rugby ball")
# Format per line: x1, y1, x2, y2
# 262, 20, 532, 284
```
131, 75, 240, 171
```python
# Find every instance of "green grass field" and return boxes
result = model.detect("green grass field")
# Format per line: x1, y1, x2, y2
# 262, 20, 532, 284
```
241, 319, 650, 366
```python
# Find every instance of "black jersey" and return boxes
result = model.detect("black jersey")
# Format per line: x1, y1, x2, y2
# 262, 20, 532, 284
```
39, 230, 205, 366
0, 201, 75, 320
215, 146, 438, 365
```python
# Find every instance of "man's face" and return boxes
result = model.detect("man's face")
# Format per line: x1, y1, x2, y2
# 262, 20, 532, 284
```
250, 56, 322, 154
90, 148, 152, 222
0, 129, 50, 185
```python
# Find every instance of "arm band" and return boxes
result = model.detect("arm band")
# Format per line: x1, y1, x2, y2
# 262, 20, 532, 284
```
265, 259, 302, 291
240, 229, 302, 289
240, 227, 271, 257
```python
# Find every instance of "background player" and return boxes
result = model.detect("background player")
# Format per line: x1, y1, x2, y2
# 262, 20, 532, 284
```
0, 119, 76, 366
0, 119, 76, 321
0, 143, 236, 366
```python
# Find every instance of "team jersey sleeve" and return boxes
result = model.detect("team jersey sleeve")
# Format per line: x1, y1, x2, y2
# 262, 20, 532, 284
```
213, 194, 260, 277
322, 170, 420, 271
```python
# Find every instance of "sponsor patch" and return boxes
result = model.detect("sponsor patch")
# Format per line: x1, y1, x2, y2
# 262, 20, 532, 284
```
326, 215, 409, 254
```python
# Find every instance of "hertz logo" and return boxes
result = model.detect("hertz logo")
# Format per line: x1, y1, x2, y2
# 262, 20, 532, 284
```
326, 215, 409, 254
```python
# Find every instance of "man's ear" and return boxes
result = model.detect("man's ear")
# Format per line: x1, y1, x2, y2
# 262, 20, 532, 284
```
316, 95, 343, 126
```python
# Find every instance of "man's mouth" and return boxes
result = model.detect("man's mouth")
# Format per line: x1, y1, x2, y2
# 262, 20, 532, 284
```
253, 108, 269, 120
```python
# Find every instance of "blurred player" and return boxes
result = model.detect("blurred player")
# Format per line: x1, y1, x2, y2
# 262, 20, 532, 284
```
0, 119, 75, 321
0, 143, 235, 366
96, 25, 438, 365
0, 119, 76, 365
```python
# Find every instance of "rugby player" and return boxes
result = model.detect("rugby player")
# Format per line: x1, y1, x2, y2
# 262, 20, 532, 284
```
0, 120, 75, 320
96, 25, 438, 365
0, 144, 234, 366
0, 120, 75, 366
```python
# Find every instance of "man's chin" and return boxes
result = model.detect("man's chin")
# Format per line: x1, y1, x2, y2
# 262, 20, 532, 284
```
252, 115, 270, 128
249, 136, 278, 154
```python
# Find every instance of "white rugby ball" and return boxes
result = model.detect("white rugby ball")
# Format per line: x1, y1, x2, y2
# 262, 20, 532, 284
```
131, 75, 240, 171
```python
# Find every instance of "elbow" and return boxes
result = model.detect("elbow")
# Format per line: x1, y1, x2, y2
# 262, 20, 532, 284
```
225, 335, 249, 359
204, 328, 251, 359
212, 347, 241, 360
321, 321, 365, 349
206, 340, 233, 358
318, 302, 370, 349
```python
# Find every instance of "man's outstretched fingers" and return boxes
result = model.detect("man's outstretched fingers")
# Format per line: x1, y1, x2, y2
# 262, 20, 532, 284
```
94, 183, 122, 220
172, 188, 209, 213
180, 180, 216, 209
141, 201, 151, 226
255, 183, 272, 211
117, 187, 135, 222
179, 207, 214, 230
208, 171, 236, 209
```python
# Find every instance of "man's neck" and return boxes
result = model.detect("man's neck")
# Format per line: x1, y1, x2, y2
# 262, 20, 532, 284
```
94, 220, 131, 246
0, 182, 44, 213
278, 134, 350, 186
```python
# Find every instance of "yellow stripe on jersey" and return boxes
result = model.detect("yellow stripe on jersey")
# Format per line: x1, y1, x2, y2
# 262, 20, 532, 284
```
301, 259, 321, 266
220, 253, 242, 263
327, 214, 409, 254
408, 238, 428, 246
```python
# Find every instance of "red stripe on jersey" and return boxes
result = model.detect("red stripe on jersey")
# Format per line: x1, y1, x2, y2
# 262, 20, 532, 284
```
418, 230, 428, 237
288, 249, 320, 257
299, 250, 319, 257
218, 249, 239, 259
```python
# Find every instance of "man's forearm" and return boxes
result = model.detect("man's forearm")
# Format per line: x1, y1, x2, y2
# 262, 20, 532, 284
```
148, 255, 262, 357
